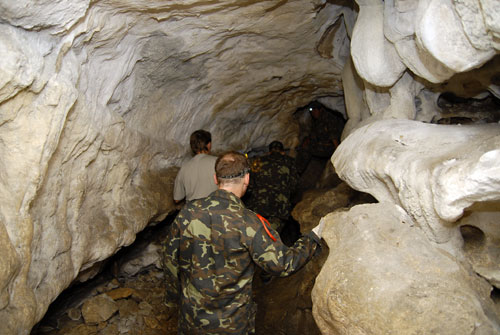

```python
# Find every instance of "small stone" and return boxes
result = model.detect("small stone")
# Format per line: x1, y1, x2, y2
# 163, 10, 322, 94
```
105, 287, 136, 300
67, 307, 81, 321
81, 294, 118, 324
97, 321, 107, 331
143, 316, 161, 329
97, 323, 119, 335
117, 299, 139, 318
58, 323, 99, 335
138, 301, 153, 315
107, 279, 121, 290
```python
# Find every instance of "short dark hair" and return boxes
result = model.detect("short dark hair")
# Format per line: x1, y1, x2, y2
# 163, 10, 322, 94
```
215, 151, 250, 185
190, 130, 212, 154
268, 141, 284, 152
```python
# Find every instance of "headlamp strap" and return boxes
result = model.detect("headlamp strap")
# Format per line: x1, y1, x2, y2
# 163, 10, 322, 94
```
218, 168, 250, 179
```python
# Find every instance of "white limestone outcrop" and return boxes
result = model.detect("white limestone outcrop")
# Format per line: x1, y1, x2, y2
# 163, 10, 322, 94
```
344, 0, 500, 140
313, 203, 499, 334
333, 119, 500, 246
351, 0, 498, 86
326, 119, 500, 333
0, 0, 499, 333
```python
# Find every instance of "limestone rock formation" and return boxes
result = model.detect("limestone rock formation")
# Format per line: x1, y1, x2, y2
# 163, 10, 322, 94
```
333, 119, 500, 247
326, 119, 500, 333
352, 0, 497, 86
344, 0, 500, 138
292, 182, 375, 232
0, 0, 353, 333
313, 203, 499, 334
0, 0, 499, 333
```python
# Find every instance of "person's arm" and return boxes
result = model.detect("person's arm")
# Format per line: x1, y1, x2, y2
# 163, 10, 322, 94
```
246, 215, 320, 277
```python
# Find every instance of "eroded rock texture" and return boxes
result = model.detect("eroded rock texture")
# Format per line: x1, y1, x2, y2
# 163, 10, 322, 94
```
325, 120, 500, 333
0, 0, 499, 334
0, 0, 353, 333
333, 119, 500, 246
313, 203, 499, 334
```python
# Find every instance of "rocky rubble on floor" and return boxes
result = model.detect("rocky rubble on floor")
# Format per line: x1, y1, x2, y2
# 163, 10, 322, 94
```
32, 268, 178, 335
31, 250, 328, 335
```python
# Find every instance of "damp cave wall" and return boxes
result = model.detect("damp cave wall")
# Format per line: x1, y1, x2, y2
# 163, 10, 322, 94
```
0, 0, 499, 334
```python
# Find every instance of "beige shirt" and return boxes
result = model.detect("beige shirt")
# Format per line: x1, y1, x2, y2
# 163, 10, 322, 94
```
173, 153, 218, 202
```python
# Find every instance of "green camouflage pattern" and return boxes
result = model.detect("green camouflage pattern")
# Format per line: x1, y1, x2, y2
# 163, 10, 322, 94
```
309, 109, 345, 155
245, 152, 299, 229
161, 189, 319, 335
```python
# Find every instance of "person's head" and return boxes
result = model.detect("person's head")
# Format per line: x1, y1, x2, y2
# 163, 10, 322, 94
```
268, 141, 284, 153
307, 101, 323, 119
214, 151, 250, 197
190, 130, 212, 155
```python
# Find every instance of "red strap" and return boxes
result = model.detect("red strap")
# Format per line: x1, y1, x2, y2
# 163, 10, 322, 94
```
256, 214, 277, 242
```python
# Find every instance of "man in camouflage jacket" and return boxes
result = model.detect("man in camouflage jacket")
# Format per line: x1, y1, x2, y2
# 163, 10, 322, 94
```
296, 101, 346, 174
162, 151, 321, 335
245, 141, 299, 233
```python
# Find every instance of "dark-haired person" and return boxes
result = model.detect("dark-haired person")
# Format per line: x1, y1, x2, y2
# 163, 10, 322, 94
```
162, 151, 323, 335
173, 129, 218, 203
245, 141, 299, 234
296, 101, 346, 175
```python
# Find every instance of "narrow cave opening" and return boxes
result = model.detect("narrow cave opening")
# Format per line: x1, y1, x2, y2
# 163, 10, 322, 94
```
460, 224, 486, 253
492, 287, 500, 306
435, 92, 500, 124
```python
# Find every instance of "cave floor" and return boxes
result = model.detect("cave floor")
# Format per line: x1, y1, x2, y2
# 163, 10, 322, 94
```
30, 244, 325, 335
30, 268, 172, 334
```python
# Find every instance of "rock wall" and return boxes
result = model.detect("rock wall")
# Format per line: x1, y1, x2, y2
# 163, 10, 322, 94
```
0, 0, 354, 333
313, 203, 499, 334
343, 0, 500, 138
315, 0, 500, 333
0, 0, 499, 334
324, 119, 500, 333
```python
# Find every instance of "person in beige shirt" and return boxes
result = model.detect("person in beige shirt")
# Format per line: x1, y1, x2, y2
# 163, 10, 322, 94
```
173, 130, 218, 203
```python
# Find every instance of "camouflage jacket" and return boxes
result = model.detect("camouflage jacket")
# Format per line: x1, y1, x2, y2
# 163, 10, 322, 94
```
162, 189, 320, 335
302, 110, 345, 158
310, 110, 345, 145
245, 152, 299, 220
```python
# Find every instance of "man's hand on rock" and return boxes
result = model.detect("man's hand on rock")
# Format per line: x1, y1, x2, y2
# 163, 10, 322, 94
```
312, 218, 326, 239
